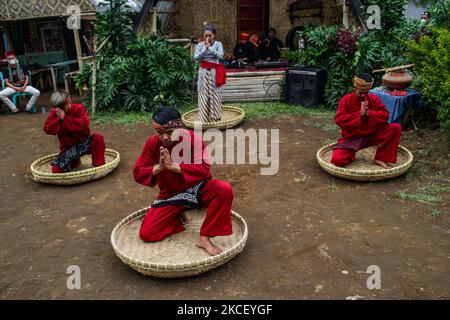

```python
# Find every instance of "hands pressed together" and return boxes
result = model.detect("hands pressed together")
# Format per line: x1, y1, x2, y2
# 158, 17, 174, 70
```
55, 108, 65, 120
360, 101, 369, 116
153, 146, 181, 175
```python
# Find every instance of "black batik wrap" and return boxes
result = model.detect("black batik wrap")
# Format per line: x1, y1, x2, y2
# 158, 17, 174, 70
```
51, 135, 92, 172
151, 180, 207, 209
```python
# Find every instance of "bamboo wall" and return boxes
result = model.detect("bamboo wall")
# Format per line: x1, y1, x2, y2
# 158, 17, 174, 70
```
0, 0, 95, 21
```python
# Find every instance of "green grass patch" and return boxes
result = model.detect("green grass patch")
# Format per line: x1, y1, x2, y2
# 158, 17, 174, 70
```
92, 111, 151, 125
394, 183, 449, 204
233, 102, 334, 120
430, 209, 444, 220
395, 191, 443, 204
91, 102, 334, 125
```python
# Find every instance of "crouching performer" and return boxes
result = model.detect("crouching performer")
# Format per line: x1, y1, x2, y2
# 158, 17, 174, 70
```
133, 106, 233, 256
43, 89, 106, 173
331, 73, 402, 169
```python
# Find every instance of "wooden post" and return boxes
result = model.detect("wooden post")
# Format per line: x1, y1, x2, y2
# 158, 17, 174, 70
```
190, 42, 195, 58
73, 27, 84, 70
50, 66, 58, 92
151, 6, 157, 34
91, 35, 97, 116
343, 0, 349, 29
64, 75, 70, 93
82, 34, 109, 117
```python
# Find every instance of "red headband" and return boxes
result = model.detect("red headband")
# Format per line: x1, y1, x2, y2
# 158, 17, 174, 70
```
152, 119, 182, 132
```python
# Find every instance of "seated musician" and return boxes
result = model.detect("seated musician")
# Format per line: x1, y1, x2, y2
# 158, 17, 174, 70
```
43, 89, 106, 173
331, 73, 402, 169
257, 28, 283, 62
133, 106, 234, 256
232, 32, 256, 67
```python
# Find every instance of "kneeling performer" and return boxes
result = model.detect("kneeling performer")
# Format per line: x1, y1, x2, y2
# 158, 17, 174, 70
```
43, 90, 106, 173
133, 106, 233, 256
331, 73, 402, 169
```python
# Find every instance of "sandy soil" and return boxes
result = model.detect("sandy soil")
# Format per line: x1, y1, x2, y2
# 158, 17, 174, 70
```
0, 98, 449, 299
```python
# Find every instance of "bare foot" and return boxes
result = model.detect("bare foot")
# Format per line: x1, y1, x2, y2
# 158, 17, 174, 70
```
11, 108, 19, 114
387, 162, 396, 167
196, 236, 223, 256
180, 212, 190, 225
373, 159, 390, 169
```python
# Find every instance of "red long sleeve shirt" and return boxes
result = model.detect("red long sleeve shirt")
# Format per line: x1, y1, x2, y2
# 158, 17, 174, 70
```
133, 129, 212, 199
335, 92, 389, 140
43, 103, 91, 152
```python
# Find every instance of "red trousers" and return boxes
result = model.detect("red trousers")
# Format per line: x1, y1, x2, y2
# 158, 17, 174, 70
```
140, 179, 234, 242
51, 133, 106, 173
331, 123, 401, 167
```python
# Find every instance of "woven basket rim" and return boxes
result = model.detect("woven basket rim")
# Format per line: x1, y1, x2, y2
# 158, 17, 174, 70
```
316, 143, 413, 179
182, 106, 245, 129
30, 148, 120, 180
111, 207, 248, 272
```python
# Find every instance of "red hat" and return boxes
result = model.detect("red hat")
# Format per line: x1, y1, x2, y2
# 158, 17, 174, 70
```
240, 32, 249, 41
5, 51, 15, 58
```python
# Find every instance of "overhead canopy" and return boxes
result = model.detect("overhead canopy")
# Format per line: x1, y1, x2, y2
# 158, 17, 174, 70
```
0, 0, 145, 22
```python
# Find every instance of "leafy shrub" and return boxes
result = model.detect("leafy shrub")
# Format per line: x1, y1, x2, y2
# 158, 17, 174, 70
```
282, 15, 421, 109
283, 25, 339, 66
407, 28, 450, 129
74, 0, 193, 112
336, 29, 360, 55
94, 0, 136, 61
418, 0, 450, 29
362, 0, 409, 34
77, 35, 193, 112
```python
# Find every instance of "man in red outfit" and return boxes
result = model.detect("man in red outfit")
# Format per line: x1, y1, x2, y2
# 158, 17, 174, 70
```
331, 73, 402, 169
43, 89, 105, 173
133, 106, 233, 256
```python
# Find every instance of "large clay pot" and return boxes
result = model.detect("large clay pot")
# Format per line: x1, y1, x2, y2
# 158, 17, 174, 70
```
382, 69, 413, 90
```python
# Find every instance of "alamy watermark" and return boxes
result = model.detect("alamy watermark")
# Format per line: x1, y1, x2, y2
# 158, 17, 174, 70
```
167, 124, 279, 176
66, 265, 81, 290
66, 5, 81, 30
366, 265, 381, 290
366, 5, 382, 30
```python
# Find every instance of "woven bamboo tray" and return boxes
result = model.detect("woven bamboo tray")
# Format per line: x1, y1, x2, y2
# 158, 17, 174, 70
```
182, 106, 245, 130
317, 143, 413, 181
30, 149, 120, 185
111, 208, 248, 278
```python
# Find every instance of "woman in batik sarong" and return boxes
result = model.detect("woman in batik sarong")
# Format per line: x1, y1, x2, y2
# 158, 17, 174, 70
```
194, 25, 226, 123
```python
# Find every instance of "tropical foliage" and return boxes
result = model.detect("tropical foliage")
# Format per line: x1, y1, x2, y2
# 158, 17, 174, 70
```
406, 27, 450, 129
283, 21, 420, 109
74, 0, 193, 112
418, 0, 450, 28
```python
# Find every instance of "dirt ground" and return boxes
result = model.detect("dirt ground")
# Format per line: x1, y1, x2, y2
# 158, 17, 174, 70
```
0, 95, 449, 300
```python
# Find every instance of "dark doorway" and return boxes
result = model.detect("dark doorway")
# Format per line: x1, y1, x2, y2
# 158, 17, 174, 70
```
237, 0, 270, 38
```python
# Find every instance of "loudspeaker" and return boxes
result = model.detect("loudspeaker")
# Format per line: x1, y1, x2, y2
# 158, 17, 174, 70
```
285, 67, 327, 107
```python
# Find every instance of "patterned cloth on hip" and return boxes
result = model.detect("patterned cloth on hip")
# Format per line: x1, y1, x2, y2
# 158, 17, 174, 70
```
51, 135, 92, 172
151, 180, 207, 209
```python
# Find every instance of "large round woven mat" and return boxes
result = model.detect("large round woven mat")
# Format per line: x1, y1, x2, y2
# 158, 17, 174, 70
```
30, 149, 120, 185
317, 143, 413, 181
182, 106, 245, 130
111, 208, 248, 278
